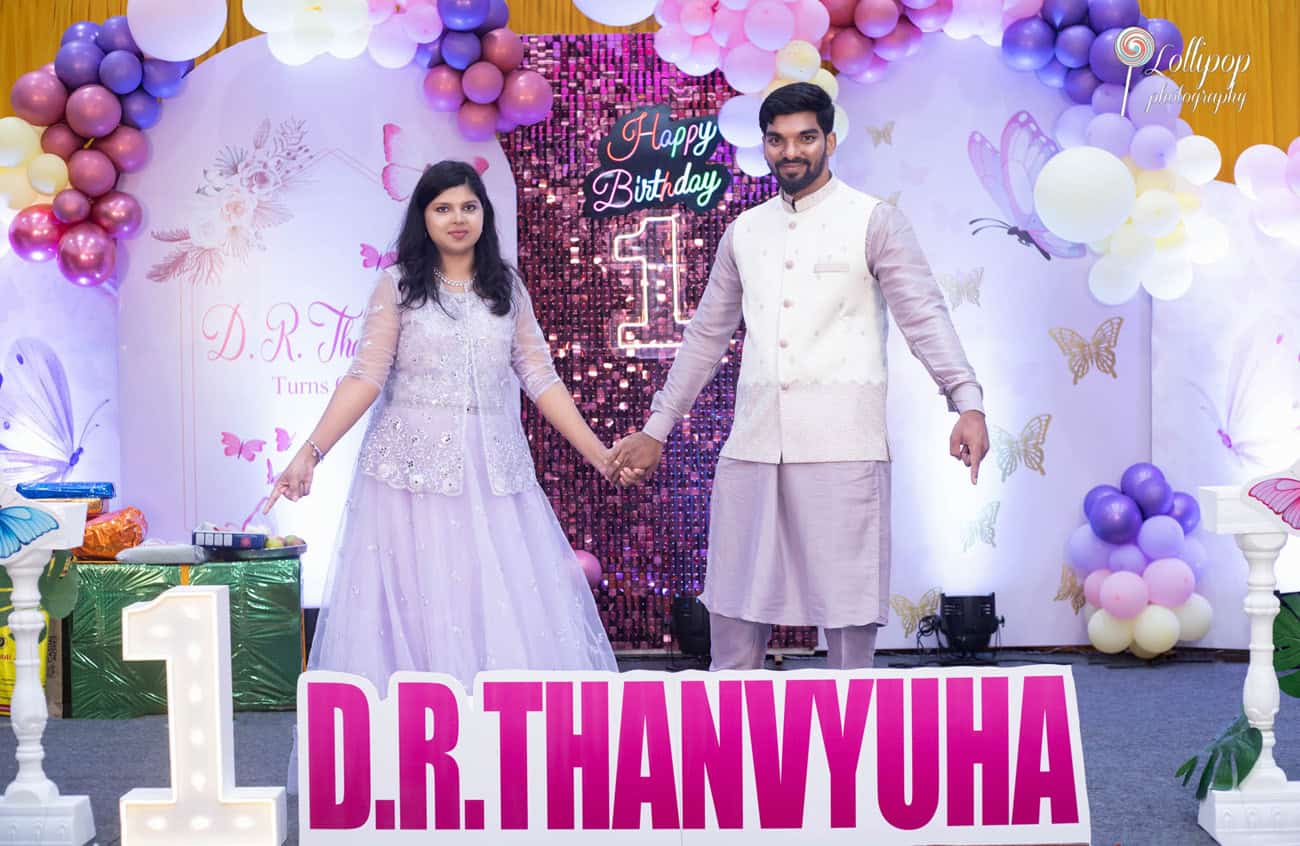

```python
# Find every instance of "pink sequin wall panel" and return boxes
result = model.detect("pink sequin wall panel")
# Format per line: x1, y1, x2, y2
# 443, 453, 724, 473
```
500, 33, 816, 652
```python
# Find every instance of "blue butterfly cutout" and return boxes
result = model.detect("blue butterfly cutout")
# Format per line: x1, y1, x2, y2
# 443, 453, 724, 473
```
0, 506, 59, 559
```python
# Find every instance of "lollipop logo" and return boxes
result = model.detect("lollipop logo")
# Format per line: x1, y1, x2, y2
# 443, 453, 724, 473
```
1114, 27, 1156, 116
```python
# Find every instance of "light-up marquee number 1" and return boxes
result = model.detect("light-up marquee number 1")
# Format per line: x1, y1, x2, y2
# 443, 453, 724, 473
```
119, 586, 287, 845
613, 214, 693, 358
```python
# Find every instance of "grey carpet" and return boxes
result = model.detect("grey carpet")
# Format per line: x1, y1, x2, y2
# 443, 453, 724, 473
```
0, 651, 1269, 845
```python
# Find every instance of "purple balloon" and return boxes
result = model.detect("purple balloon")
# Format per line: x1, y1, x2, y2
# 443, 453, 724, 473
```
1040, 0, 1088, 29
99, 50, 143, 95
413, 39, 443, 68
66, 84, 121, 139
1064, 66, 1100, 104
462, 61, 505, 104
1067, 522, 1113, 575
1001, 16, 1056, 71
438, 0, 491, 31
90, 190, 143, 239
1054, 24, 1095, 69
68, 148, 118, 197
1089, 493, 1143, 545
61, 21, 101, 45
498, 68, 552, 126
1169, 492, 1201, 534
1130, 124, 1177, 170
1088, 28, 1129, 85
1182, 536, 1207, 582
476, 0, 510, 34
120, 89, 162, 129
52, 189, 92, 224
457, 101, 499, 141
1108, 543, 1147, 575
1145, 18, 1183, 72
96, 125, 150, 173
1087, 0, 1140, 32
142, 59, 186, 98
1121, 462, 1165, 499
1137, 514, 1185, 560
422, 66, 464, 111
1084, 484, 1122, 517
1133, 475, 1174, 518
10, 70, 69, 126
1036, 57, 1069, 88
42, 123, 86, 161
1084, 112, 1133, 157
55, 41, 106, 90
441, 31, 483, 70
97, 16, 140, 55
56, 222, 116, 288
1091, 82, 1125, 114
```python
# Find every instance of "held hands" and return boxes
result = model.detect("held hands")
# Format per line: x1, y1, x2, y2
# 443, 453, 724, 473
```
606, 432, 664, 489
950, 410, 990, 485
264, 445, 319, 513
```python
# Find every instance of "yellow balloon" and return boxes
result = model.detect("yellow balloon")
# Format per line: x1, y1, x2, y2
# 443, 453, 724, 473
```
0, 166, 38, 210
1154, 220, 1187, 249
776, 40, 822, 83
0, 116, 40, 168
833, 104, 850, 144
763, 77, 797, 97
1175, 191, 1201, 212
811, 68, 839, 101
26, 153, 69, 196
1134, 167, 1175, 194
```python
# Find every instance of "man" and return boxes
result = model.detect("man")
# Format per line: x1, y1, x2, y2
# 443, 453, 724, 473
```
609, 82, 989, 670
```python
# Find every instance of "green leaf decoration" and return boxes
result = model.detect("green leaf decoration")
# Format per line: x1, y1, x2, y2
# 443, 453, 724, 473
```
1176, 712, 1263, 801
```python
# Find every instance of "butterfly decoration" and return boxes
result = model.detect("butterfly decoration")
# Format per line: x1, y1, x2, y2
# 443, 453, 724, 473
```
939, 267, 983, 310
1245, 460, 1300, 533
961, 501, 1000, 552
968, 111, 1086, 261
890, 587, 940, 638
0, 505, 59, 559
883, 190, 902, 207
221, 432, 265, 462
275, 427, 293, 452
1054, 564, 1086, 614
866, 120, 895, 147
1049, 317, 1123, 385
360, 243, 397, 270
990, 413, 1051, 482
381, 122, 490, 202
0, 338, 109, 486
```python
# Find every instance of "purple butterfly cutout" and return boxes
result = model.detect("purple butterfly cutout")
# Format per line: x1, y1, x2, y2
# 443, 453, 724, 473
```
968, 111, 1086, 261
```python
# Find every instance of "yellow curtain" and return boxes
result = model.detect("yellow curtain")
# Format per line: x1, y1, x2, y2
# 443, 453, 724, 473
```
0, 1, 1293, 173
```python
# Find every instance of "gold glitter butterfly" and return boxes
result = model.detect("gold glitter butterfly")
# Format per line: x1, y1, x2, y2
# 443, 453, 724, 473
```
990, 414, 1051, 481
883, 190, 902, 207
939, 267, 983, 310
1054, 564, 1086, 614
890, 587, 940, 638
1049, 317, 1123, 385
961, 501, 1000, 551
867, 121, 895, 147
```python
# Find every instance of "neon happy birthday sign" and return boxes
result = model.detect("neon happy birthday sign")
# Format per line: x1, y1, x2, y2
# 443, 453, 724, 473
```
583, 104, 731, 218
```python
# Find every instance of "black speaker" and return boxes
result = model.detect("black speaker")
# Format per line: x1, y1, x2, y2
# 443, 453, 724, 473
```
938, 593, 1003, 657
670, 596, 711, 656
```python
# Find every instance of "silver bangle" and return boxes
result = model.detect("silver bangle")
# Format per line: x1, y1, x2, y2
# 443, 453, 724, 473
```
307, 439, 325, 464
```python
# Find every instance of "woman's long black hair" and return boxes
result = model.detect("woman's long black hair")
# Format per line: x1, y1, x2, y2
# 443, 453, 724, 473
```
393, 160, 515, 316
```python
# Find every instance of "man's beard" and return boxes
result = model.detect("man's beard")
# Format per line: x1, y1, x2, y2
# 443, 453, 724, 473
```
772, 153, 826, 195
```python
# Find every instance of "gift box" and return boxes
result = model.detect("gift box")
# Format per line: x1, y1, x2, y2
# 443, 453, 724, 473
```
70, 558, 302, 719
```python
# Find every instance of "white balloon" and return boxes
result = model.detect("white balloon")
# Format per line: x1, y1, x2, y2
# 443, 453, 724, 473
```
320, 0, 369, 33
244, 0, 298, 32
832, 105, 850, 144
1184, 212, 1230, 264
1087, 609, 1134, 654
1131, 189, 1181, 238
574, 0, 659, 27
718, 94, 763, 149
1034, 146, 1136, 243
736, 144, 770, 178
1082, 602, 1099, 624
1129, 641, 1160, 659
1054, 105, 1094, 150
267, 27, 316, 66
367, 16, 418, 69
1140, 249, 1194, 300
1108, 221, 1154, 265
1133, 604, 1180, 654
1172, 135, 1221, 186
0, 117, 40, 168
1087, 255, 1141, 305
1174, 593, 1213, 642
1234, 143, 1290, 201
328, 25, 372, 60
1252, 188, 1300, 242
293, 8, 335, 57
128, 0, 227, 61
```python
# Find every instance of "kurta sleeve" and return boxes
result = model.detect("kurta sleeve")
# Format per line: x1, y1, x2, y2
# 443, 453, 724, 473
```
510, 280, 563, 402
346, 270, 401, 390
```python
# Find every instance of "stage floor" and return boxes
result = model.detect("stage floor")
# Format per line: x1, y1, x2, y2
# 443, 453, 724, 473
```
0, 650, 1263, 845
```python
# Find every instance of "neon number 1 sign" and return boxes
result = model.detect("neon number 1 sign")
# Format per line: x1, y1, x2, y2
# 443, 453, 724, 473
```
119, 586, 287, 845
613, 214, 693, 358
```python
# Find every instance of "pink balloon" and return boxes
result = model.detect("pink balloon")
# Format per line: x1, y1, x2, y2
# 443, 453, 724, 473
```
823, 0, 857, 27
65, 84, 122, 139
820, 25, 842, 60
1286, 146, 1300, 195
873, 17, 921, 61
52, 189, 91, 224
655, 24, 694, 64
10, 70, 68, 126
574, 550, 602, 588
744, 1, 796, 51
457, 101, 498, 142
42, 123, 86, 161
462, 61, 505, 104
1289, 137, 1300, 159
495, 111, 517, 133
1099, 570, 1149, 620
656, 0, 684, 26
830, 28, 875, 75
498, 69, 553, 126
8, 204, 67, 262
481, 28, 523, 72
56, 222, 116, 287
95, 125, 150, 172
851, 52, 892, 83
723, 42, 777, 94
369, 0, 397, 24
422, 65, 465, 111
680, 34, 721, 76
91, 190, 143, 238
680, 0, 714, 35
68, 148, 118, 197
400, 2, 444, 42
902, 0, 938, 7
710, 8, 746, 47
856, 0, 901, 38
907, 0, 953, 32
1144, 557, 1195, 608
1083, 568, 1111, 607
792, 0, 830, 43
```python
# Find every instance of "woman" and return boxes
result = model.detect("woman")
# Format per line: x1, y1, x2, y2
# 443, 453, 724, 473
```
269, 160, 618, 718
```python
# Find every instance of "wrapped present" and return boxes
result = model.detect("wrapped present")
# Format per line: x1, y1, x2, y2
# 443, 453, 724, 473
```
0, 611, 50, 718
72, 506, 148, 561
70, 558, 302, 718
16, 482, 116, 500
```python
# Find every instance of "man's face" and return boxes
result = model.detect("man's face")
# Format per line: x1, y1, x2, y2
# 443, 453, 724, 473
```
763, 111, 836, 195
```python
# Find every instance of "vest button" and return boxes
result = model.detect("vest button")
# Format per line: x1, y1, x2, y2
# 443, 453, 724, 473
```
779, 339, 789, 348
788, 221, 796, 230
783, 299, 794, 308
784, 259, 794, 269
781, 382, 791, 391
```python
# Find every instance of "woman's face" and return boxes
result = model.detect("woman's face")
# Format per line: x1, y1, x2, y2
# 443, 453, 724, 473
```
423, 184, 484, 261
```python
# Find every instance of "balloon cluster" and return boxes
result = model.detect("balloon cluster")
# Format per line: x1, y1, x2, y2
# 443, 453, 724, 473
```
244, 0, 375, 65
1066, 462, 1214, 658
820, 0, 953, 84
1233, 137, 1300, 248
5, 15, 194, 287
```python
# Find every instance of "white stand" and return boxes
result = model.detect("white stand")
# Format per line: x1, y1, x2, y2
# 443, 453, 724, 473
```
1197, 485, 1300, 844
0, 490, 94, 846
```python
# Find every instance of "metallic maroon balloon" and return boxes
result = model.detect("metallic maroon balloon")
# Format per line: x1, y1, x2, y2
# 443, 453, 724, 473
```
8, 204, 67, 262
68, 148, 118, 197
95, 125, 150, 172
41, 123, 87, 161
10, 70, 69, 126
56, 222, 116, 287
52, 188, 92, 224
90, 190, 142, 238
498, 69, 553, 127
65, 84, 122, 139
480, 28, 524, 72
